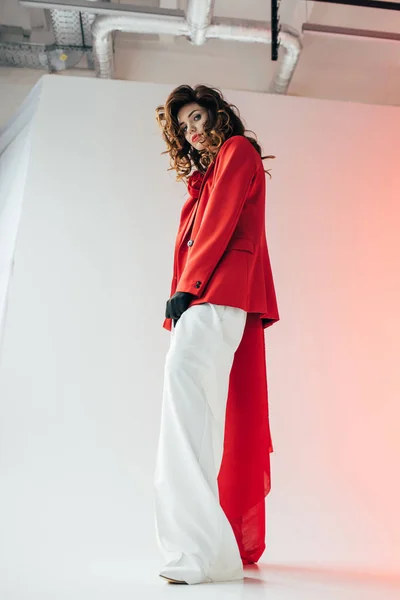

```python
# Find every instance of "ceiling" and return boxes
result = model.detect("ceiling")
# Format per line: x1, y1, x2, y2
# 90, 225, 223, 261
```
1, 0, 400, 107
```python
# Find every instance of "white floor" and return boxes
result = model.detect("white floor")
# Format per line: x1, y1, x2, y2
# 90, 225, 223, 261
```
6, 561, 399, 600
139, 562, 400, 600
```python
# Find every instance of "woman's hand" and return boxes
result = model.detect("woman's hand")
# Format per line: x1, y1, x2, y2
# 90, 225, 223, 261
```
165, 291, 195, 321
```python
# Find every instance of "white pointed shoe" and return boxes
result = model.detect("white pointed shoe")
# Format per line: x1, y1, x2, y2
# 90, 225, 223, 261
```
159, 574, 188, 584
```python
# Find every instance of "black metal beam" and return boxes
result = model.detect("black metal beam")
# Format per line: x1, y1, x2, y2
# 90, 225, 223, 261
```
311, 0, 400, 11
271, 0, 280, 60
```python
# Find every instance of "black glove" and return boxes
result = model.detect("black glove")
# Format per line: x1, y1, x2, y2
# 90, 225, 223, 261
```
165, 291, 195, 322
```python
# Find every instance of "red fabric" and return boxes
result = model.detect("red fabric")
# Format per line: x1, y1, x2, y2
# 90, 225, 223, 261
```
218, 313, 273, 564
162, 135, 279, 565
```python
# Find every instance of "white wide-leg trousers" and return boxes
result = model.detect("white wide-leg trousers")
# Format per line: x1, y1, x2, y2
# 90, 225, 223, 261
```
153, 303, 247, 584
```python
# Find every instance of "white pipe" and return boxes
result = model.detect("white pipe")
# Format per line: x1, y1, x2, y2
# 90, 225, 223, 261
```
91, 12, 189, 79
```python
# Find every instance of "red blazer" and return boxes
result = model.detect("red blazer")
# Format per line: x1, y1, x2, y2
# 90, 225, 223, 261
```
163, 134, 280, 332
162, 134, 280, 564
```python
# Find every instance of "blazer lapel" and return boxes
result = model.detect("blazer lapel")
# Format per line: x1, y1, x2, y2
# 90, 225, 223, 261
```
178, 161, 216, 247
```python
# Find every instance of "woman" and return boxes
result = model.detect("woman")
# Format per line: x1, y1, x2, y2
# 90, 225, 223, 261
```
153, 84, 279, 585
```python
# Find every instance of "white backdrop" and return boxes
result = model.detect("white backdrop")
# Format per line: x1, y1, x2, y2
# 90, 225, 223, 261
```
0, 80, 42, 351
0, 75, 399, 598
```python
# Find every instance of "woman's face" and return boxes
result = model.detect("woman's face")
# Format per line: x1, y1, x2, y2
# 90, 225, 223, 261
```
177, 102, 208, 150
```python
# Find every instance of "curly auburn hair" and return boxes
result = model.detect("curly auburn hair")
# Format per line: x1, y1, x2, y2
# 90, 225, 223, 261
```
155, 84, 275, 183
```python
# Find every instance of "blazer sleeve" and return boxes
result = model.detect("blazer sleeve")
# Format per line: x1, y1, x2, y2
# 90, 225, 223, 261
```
176, 136, 257, 297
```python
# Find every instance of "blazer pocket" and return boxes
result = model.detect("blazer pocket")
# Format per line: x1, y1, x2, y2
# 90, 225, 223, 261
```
226, 238, 254, 254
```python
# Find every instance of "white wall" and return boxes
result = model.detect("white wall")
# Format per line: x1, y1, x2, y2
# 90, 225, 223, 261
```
0, 75, 399, 596
0, 67, 94, 130
0, 68, 43, 128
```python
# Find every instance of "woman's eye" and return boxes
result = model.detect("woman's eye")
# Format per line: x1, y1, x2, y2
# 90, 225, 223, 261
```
181, 113, 201, 135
